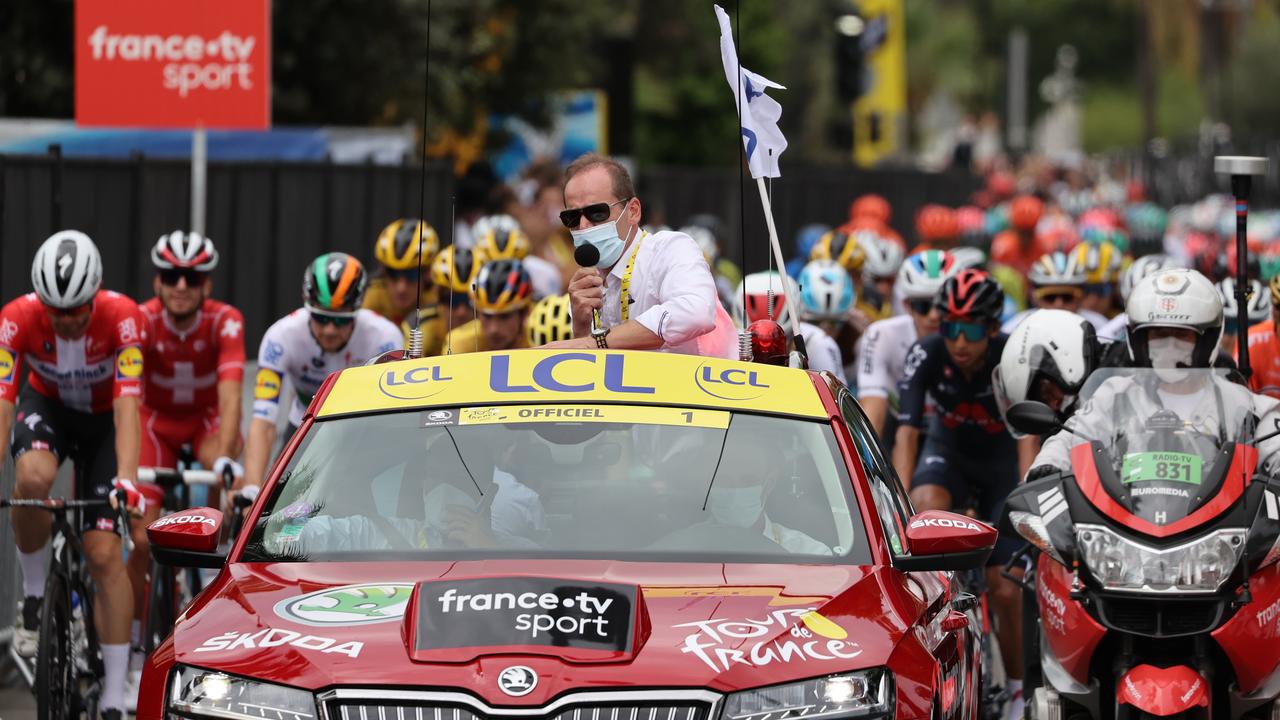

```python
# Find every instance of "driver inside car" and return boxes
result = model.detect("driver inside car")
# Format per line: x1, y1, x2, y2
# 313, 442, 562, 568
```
1031, 269, 1280, 478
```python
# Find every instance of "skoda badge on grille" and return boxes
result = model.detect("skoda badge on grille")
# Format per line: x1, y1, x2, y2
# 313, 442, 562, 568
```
498, 666, 538, 697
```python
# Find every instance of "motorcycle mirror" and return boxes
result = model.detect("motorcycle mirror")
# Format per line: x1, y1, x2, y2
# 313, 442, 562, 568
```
1005, 401, 1063, 436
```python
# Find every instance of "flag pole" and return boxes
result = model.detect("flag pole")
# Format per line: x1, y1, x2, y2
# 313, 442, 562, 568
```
754, 175, 801, 339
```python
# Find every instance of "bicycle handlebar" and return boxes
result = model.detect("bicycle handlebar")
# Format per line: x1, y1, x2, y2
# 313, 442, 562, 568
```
0, 498, 110, 509
138, 466, 221, 487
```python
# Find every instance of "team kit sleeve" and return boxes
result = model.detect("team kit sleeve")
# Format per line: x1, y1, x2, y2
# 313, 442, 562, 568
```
855, 321, 892, 399
253, 322, 290, 422
215, 306, 248, 383
112, 301, 147, 400
894, 339, 932, 428
633, 234, 719, 346
0, 300, 26, 403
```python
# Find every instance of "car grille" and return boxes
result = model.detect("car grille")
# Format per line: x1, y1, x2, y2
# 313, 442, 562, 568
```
1093, 596, 1225, 638
326, 702, 712, 720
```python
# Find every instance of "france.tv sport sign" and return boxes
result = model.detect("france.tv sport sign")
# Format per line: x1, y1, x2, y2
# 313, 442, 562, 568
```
75, 0, 270, 129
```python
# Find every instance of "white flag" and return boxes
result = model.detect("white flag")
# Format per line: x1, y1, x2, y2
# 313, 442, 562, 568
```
715, 4, 787, 179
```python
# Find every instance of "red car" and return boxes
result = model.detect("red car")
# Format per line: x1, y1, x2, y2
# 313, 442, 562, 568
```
140, 350, 996, 719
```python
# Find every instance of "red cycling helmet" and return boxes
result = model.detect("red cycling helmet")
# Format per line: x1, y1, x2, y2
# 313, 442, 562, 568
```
152, 230, 219, 271
915, 205, 959, 243
1010, 195, 1044, 232
935, 269, 1004, 322
849, 194, 892, 225
987, 172, 1016, 200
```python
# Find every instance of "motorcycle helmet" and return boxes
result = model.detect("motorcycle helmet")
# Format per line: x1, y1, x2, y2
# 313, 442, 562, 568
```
1120, 254, 1178, 303
1126, 269, 1223, 369
994, 308, 1098, 431
797, 260, 855, 321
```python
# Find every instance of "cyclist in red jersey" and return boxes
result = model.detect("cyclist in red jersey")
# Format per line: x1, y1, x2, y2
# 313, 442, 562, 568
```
989, 195, 1054, 274
1244, 274, 1280, 399
0, 231, 147, 720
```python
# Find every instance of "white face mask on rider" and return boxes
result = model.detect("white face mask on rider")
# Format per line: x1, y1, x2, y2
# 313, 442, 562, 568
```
1148, 335, 1197, 383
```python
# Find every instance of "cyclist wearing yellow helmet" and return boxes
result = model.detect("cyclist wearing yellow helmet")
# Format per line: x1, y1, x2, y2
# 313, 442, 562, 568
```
526, 294, 574, 346
431, 245, 481, 338
1071, 241, 1123, 319
444, 259, 534, 353
363, 219, 447, 355
810, 229, 886, 324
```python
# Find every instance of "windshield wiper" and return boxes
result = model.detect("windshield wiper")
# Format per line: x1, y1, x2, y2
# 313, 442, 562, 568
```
700, 415, 735, 512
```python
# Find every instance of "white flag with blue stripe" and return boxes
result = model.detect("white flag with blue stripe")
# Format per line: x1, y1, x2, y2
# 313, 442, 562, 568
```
715, 4, 788, 179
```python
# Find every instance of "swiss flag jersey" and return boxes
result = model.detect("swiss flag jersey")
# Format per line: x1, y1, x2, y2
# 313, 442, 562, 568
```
0, 291, 147, 414
141, 298, 246, 416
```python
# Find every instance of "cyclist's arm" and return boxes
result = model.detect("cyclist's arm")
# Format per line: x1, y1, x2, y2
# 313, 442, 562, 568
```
892, 425, 919, 491
1016, 435, 1040, 481
0, 398, 14, 460
114, 394, 141, 481
214, 378, 242, 460
860, 397, 888, 438
891, 341, 931, 486
241, 417, 276, 490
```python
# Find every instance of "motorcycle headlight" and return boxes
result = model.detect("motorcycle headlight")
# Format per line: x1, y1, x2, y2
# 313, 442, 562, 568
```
720, 669, 892, 720
168, 665, 318, 719
1009, 510, 1065, 564
1075, 524, 1246, 594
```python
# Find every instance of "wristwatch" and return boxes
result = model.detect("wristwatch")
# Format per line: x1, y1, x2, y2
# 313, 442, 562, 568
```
592, 326, 610, 349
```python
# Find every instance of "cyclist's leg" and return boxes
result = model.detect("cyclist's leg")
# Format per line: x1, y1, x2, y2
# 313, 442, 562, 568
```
73, 412, 133, 714
907, 431, 963, 512
9, 388, 67, 656
133, 406, 177, 629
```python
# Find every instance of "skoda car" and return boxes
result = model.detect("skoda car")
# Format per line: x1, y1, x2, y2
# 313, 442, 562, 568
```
141, 350, 996, 720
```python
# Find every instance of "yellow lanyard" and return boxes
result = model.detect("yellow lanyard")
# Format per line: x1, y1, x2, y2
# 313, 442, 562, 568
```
619, 232, 646, 323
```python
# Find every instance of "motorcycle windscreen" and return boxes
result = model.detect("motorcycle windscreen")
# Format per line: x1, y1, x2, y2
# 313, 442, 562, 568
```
1095, 431, 1235, 525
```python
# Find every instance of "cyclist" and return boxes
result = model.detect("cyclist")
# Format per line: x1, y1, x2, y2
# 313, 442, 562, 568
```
240, 253, 402, 492
133, 230, 245, 699
0, 231, 147, 720
1244, 274, 1280, 399
474, 216, 563, 300
1001, 251, 1106, 333
1073, 240, 1123, 319
892, 269, 1025, 713
431, 245, 481, 345
989, 195, 1054, 274
1218, 277, 1268, 358
857, 250, 959, 437
810, 229, 884, 324
786, 223, 830, 279
912, 204, 960, 252
444, 259, 535, 353
526, 294, 575, 346
797, 259, 858, 379
1097, 254, 1179, 343
736, 271, 845, 382
363, 218, 447, 356
859, 232, 906, 318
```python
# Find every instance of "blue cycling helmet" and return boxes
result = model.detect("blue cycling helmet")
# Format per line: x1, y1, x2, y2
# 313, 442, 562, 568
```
795, 223, 830, 257
797, 259, 855, 321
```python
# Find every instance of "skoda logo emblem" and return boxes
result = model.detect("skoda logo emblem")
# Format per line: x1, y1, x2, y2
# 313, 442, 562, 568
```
497, 666, 538, 697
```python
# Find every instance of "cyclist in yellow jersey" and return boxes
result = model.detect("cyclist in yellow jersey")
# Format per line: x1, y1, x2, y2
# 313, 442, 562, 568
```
443, 259, 534, 353
363, 218, 447, 355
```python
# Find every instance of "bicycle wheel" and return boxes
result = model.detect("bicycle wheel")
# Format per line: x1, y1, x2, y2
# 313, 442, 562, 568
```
35, 570, 77, 720
144, 559, 176, 655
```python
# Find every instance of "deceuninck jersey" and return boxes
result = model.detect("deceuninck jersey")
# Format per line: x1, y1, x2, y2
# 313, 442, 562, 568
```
141, 298, 246, 416
253, 308, 403, 426
0, 291, 146, 414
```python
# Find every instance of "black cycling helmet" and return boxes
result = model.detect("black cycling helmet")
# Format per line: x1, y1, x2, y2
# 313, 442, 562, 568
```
303, 252, 368, 315
471, 259, 533, 315
935, 268, 1004, 322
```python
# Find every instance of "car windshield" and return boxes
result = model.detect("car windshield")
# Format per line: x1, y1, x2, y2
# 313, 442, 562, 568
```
1058, 367, 1263, 526
240, 404, 867, 564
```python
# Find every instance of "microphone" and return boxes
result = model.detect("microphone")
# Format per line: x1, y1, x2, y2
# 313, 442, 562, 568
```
574, 244, 607, 340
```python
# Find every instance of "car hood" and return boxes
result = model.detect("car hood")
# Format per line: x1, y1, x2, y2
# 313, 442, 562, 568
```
169, 559, 917, 703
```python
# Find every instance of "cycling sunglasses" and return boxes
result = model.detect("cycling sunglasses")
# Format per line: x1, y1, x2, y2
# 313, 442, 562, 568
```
559, 197, 631, 229
44, 302, 93, 319
386, 268, 421, 283
940, 320, 989, 342
906, 299, 934, 316
310, 311, 354, 327
158, 268, 208, 287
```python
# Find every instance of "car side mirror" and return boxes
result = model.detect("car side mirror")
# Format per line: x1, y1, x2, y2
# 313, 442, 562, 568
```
892, 510, 997, 572
146, 507, 227, 569
1006, 400, 1063, 437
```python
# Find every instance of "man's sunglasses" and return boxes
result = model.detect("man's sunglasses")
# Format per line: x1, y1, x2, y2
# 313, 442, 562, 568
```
386, 269, 421, 283
906, 299, 934, 316
44, 302, 93, 319
310, 312, 354, 327
940, 320, 989, 342
559, 197, 631, 229
1037, 292, 1081, 306
158, 268, 207, 287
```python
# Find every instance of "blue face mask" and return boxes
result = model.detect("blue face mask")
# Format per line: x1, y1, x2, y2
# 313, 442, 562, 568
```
571, 211, 633, 268
708, 485, 765, 528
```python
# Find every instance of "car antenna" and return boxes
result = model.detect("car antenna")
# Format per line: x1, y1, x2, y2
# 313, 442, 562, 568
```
700, 415, 735, 512
406, 0, 434, 360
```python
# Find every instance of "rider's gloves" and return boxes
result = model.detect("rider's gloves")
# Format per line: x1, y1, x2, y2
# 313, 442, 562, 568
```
110, 478, 147, 514
213, 456, 245, 482
1026, 465, 1060, 482
237, 485, 260, 504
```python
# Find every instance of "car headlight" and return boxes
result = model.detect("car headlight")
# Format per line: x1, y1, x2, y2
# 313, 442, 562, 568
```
1075, 524, 1246, 593
168, 665, 317, 719
1009, 510, 1065, 564
720, 669, 892, 720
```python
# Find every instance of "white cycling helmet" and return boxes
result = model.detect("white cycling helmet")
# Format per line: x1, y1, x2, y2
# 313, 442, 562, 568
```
858, 234, 905, 282
993, 308, 1098, 433
1120, 253, 1178, 302
897, 250, 960, 301
682, 225, 719, 265
1219, 277, 1269, 327
797, 260, 855, 321
31, 230, 103, 309
949, 246, 987, 271
1027, 251, 1084, 288
733, 271, 800, 328
151, 230, 219, 271
1126, 268, 1223, 368
471, 214, 521, 241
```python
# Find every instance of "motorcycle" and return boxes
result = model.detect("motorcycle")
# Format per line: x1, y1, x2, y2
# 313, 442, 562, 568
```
1003, 367, 1280, 720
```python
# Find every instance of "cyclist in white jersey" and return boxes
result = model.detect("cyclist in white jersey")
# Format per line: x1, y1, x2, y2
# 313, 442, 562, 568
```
240, 253, 402, 492
856, 250, 959, 435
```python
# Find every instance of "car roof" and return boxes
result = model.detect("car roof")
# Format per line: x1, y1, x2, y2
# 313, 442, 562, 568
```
317, 349, 829, 420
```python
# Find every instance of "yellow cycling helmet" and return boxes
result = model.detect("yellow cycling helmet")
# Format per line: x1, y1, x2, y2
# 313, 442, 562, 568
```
431, 245, 478, 295
1072, 241, 1123, 285
474, 226, 531, 261
526, 293, 574, 346
471, 259, 533, 315
374, 218, 440, 271
1269, 273, 1280, 308
810, 230, 866, 274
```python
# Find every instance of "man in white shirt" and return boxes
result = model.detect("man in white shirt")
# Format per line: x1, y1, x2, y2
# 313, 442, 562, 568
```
542, 153, 736, 358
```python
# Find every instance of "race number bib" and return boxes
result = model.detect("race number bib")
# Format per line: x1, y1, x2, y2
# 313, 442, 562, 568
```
1121, 451, 1202, 485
